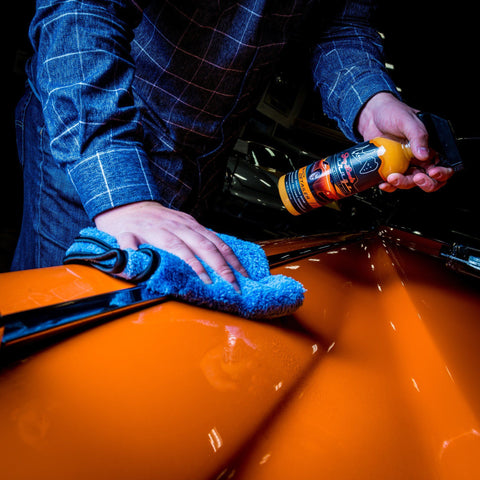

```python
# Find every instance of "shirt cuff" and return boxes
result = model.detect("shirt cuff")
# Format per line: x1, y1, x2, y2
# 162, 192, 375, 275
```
335, 70, 400, 141
67, 147, 162, 220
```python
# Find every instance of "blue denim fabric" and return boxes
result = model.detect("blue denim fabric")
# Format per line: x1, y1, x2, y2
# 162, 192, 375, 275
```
12, 86, 94, 270
14, 0, 398, 269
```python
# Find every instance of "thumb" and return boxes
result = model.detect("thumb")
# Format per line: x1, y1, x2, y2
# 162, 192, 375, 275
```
403, 115, 430, 161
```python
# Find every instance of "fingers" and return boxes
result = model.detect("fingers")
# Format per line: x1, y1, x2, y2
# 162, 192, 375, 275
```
394, 109, 431, 162
124, 226, 245, 292
116, 231, 142, 250
425, 164, 454, 183
171, 227, 247, 292
378, 181, 397, 193
95, 201, 248, 292
356, 92, 432, 162
380, 165, 453, 193
155, 231, 215, 286
201, 229, 249, 278
356, 92, 457, 195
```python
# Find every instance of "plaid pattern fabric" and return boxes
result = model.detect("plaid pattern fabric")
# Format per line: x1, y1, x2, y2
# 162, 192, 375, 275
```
26, 0, 396, 219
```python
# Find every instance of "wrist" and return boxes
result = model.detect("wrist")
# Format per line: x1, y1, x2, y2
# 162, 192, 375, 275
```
94, 201, 161, 227
356, 92, 398, 140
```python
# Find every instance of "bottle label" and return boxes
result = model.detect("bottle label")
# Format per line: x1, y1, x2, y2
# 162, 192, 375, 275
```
279, 142, 384, 215
326, 142, 383, 196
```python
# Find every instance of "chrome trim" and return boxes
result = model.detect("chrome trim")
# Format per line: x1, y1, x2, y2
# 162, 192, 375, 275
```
1, 286, 167, 350
380, 226, 480, 280
440, 244, 480, 279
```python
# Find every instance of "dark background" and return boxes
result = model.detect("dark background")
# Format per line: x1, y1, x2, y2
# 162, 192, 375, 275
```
379, 0, 477, 139
2, 1, 478, 271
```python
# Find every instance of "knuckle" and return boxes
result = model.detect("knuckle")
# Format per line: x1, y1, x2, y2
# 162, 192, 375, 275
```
116, 231, 140, 250
184, 256, 204, 273
196, 236, 220, 253
217, 240, 234, 256
216, 264, 236, 281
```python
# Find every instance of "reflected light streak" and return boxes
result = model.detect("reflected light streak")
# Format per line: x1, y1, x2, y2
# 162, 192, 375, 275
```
445, 366, 455, 383
411, 377, 420, 392
233, 173, 247, 181
208, 427, 223, 453
440, 429, 480, 458
225, 325, 256, 350
260, 453, 271, 465
259, 178, 272, 188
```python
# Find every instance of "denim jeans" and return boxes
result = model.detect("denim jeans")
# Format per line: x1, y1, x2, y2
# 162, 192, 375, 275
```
11, 86, 93, 271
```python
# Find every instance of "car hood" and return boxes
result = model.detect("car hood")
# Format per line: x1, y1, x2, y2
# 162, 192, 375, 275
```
0, 229, 479, 480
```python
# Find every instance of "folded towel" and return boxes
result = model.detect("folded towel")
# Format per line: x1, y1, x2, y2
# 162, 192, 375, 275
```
64, 228, 305, 319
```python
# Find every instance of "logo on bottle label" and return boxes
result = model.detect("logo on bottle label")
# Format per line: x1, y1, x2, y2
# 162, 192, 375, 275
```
329, 143, 383, 196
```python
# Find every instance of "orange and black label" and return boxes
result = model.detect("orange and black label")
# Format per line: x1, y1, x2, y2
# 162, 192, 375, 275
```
279, 142, 384, 215
328, 142, 383, 197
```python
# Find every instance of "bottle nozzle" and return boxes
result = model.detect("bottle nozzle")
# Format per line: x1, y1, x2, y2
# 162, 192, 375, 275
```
417, 112, 464, 172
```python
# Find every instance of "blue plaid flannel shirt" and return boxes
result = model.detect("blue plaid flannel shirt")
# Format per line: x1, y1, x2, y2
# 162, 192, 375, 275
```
26, 0, 397, 219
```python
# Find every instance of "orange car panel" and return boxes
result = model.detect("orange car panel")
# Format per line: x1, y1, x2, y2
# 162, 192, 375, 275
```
0, 268, 319, 480
0, 264, 131, 315
232, 238, 480, 480
0, 234, 479, 479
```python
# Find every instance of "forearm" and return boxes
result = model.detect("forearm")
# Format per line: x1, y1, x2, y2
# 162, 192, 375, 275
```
27, 0, 160, 219
311, 0, 399, 140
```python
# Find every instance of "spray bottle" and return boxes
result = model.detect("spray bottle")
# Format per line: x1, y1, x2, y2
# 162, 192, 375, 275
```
278, 113, 463, 216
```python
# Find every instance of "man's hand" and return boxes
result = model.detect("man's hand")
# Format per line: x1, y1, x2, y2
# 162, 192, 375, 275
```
94, 201, 248, 291
356, 92, 453, 192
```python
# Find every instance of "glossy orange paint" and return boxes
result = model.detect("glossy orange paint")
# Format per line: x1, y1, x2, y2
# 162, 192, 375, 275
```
232, 237, 480, 480
0, 264, 131, 315
0, 233, 479, 480
0, 264, 320, 480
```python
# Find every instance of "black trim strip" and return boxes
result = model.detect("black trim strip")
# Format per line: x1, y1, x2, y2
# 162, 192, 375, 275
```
0, 233, 365, 352
267, 234, 366, 268
1, 286, 167, 349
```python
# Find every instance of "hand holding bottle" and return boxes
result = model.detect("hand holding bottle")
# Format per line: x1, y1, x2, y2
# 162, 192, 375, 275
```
356, 92, 454, 192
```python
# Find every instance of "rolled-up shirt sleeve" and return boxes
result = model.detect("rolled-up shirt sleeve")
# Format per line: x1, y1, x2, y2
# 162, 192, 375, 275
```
27, 0, 161, 219
311, 0, 399, 141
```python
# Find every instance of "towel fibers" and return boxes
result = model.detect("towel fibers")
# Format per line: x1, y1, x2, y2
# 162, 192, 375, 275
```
64, 228, 305, 319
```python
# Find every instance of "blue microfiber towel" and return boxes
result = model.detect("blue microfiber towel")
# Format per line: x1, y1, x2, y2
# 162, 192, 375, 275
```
64, 227, 305, 319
